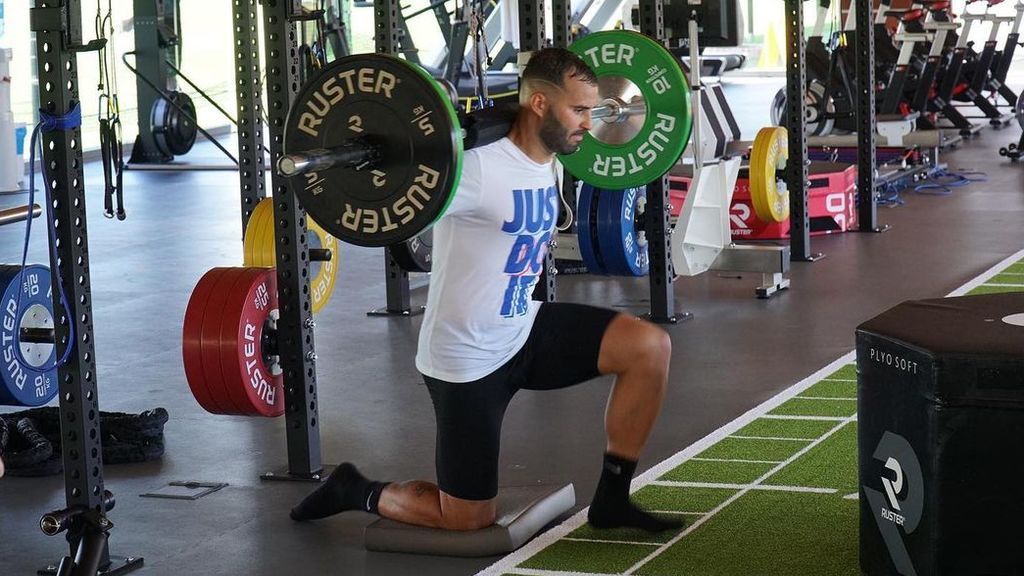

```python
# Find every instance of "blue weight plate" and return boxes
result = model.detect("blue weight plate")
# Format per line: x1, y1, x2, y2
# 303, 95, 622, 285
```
621, 186, 650, 277
596, 186, 649, 277
576, 183, 606, 275
596, 188, 630, 276
0, 265, 58, 407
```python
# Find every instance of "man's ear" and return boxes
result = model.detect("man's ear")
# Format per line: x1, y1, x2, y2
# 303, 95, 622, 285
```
529, 90, 549, 117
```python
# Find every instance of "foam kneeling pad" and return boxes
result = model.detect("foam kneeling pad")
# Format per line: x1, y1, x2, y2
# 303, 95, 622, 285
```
364, 483, 575, 557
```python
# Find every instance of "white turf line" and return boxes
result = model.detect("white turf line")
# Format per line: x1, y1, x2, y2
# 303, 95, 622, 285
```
475, 248, 1024, 576
947, 248, 1024, 297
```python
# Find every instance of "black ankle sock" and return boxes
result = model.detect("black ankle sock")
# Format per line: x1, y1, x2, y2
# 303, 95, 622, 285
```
364, 480, 389, 515
587, 452, 686, 533
290, 462, 389, 521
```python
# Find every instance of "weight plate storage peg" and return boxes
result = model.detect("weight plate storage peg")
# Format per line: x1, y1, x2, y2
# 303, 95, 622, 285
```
243, 198, 339, 313
593, 185, 649, 277
281, 53, 464, 248
749, 126, 790, 224
560, 30, 692, 190
183, 268, 284, 417
0, 265, 58, 407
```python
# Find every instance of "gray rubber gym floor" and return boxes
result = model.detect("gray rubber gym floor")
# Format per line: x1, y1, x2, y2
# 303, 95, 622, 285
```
1, 81, 1023, 575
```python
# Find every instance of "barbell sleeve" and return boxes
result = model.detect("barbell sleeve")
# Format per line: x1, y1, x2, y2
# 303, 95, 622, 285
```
20, 327, 56, 344
591, 99, 646, 123
277, 139, 379, 177
0, 204, 42, 227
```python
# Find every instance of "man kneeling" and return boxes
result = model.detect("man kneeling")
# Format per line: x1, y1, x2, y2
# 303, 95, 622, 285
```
291, 48, 681, 534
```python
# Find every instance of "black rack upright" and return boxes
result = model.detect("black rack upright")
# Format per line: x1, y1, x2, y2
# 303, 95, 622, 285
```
854, 0, 882, 233
233, 0, 268, 231
259, 0, 324, 481
129, 0, 177, 163
637, 0, 678, 323
783, 0, 817, 261
28, 0, 141, 573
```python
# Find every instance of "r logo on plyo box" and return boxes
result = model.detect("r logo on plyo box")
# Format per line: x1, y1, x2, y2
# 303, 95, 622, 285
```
864, 431, 924, 576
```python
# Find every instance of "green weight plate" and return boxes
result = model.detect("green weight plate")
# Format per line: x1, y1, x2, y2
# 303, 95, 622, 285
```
561, 30, 692, 190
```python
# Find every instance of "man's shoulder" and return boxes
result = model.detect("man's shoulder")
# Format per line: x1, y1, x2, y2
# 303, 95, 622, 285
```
467, 137, 511, 160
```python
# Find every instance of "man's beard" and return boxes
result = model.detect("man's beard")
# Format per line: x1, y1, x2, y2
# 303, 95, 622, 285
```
540, 110, 584, 155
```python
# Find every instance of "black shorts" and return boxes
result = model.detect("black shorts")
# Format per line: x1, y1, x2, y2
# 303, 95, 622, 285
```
422, 302, 620, 501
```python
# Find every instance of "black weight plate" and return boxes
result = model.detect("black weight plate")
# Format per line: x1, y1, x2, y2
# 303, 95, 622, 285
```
390, 229, 433, 273
284, 54, 463, 247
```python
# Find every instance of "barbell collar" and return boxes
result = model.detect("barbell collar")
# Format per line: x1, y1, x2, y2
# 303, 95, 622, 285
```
277, 139, 380, 177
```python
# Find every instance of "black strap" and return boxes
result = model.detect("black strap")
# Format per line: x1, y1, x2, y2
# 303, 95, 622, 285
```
96, 0, 126, 220
100, 117, 114, 218
99, 115, 125, 220
111, 116, 126, 220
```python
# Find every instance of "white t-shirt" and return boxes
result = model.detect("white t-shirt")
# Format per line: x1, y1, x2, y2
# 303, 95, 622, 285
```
415, 137, 558, 383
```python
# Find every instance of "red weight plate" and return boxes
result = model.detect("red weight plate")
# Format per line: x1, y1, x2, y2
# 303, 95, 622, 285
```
199, 267, 248, 414
218, 268, 284, 417
215, 268, 267, 416
182, 268, 225, 414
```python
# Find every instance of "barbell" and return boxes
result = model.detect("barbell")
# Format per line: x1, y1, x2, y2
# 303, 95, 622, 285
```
278, 30, 694, 248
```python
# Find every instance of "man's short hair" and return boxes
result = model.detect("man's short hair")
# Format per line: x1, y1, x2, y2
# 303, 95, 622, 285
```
521, 48, 598, 90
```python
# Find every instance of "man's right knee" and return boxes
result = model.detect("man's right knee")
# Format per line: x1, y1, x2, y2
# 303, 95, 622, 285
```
439, 491, 497, 531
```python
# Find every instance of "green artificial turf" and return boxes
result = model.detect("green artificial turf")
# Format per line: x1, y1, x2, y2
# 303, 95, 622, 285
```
767, 396, 857, 418
635, 490, 859, 576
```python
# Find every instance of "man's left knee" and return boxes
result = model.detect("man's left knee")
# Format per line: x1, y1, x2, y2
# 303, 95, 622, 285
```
635, 324, 671, 365
616, 322, 671, 374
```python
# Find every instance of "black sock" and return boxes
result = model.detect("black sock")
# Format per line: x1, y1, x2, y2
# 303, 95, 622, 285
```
587, 452, 685, 533
290, 462, 389, 521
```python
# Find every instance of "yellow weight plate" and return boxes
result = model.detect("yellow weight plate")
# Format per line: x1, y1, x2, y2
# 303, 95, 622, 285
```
256, 201, 277, 267
242, 198, 338, 313
243, 198, 274, 267
306, 218, 338, 314
749, 127, 790, 224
